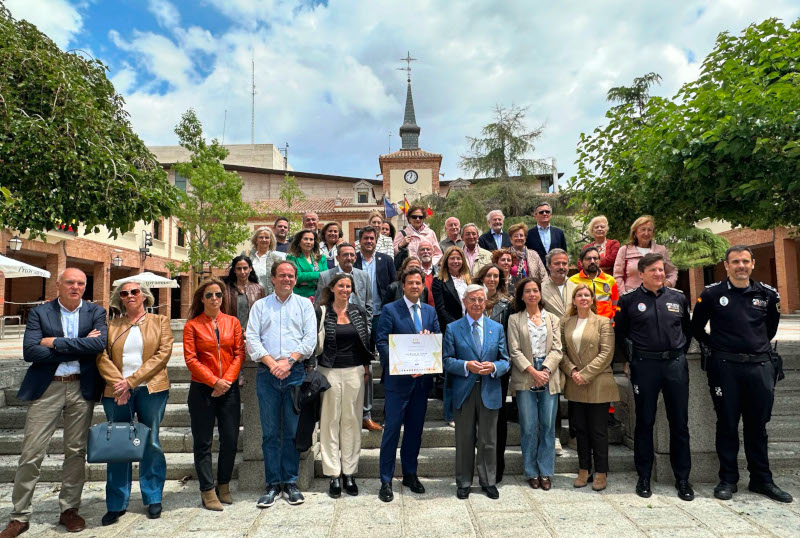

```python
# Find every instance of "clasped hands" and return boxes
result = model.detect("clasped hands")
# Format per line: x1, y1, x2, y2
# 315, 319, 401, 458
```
41, 328, 101, 349
528, 366, 550, 388
466, 360, 495, 375
268, 356, 294, 380
571, 368, 588, 386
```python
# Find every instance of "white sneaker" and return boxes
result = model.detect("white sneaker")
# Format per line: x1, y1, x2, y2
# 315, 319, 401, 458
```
555, 437, 563, 456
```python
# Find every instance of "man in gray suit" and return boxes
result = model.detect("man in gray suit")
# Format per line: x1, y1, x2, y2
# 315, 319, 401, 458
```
541, 248, 572, 320
314, 243, 373, 324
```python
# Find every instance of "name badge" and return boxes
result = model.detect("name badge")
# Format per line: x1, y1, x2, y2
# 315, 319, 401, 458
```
666, 302, 681, 313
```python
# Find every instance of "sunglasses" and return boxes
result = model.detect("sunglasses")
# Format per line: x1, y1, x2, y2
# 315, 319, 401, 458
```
409, 215, 424, 220
119, 289, 141, 298
537, 210, 551, 215
204, 292, 224, 299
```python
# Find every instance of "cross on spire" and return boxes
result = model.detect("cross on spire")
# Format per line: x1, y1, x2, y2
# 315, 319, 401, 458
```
397, 51, 417, 83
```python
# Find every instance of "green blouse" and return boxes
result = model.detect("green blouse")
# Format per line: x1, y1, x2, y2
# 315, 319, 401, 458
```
286, 254, 322, 298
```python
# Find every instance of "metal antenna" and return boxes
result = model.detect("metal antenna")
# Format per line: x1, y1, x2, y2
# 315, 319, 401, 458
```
222, 109, 227, 145
397, 51, 417, 82
388, 131, 392, 152
251, 49, 256, 147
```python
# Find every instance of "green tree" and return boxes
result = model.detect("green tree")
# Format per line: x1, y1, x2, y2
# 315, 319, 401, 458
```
167, 110, 252, 283
278, 172, 307, 234
0, 6, 178, 239
569, 18, 800, 253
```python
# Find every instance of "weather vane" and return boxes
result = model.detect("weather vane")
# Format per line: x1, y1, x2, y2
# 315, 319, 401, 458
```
397, 51, 417, 82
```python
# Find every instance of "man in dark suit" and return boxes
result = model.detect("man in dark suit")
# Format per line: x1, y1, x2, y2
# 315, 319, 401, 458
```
443, 284, 509, 500
525, 201, 568, 265
376, 268, 440, 502
2, 268, 107, 537
478, 209, 512, 251
355, 226, 396, 432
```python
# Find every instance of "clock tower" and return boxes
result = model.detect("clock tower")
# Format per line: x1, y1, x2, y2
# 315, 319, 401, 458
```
379, 53, 442, 206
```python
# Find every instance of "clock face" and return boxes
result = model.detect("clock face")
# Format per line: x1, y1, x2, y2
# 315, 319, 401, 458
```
404, 170, 419, 184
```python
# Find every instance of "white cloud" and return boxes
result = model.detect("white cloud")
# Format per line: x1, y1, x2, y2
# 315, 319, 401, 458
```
5, 0, 83, 48
101, 0, 800, 181
147, 0, 180, 28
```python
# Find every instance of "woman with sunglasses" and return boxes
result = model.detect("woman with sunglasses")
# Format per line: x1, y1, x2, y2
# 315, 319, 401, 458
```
96, 282, 173, 525
393, 205, 443, 266
183, 278, 245, 511
286, 229, 324, 299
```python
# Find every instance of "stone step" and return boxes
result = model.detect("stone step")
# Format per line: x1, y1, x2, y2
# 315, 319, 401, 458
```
745, 416, 800, 442
359, 421, 521, 450
0, 426, 244, 455
0, 404, 242, 429
772, 393, 800, 415
315, 444, 637, 478
0, 452, 241, 482
4, 383, 194, 407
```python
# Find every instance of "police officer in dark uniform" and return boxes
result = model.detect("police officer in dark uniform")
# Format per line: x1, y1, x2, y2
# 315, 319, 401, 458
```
614, 253, 693, 501
691, 245, 792, 503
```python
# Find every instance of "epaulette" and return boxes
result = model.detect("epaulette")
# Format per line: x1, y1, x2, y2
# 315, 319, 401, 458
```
704, 281, 722, 289
760, 282, 778, 293
620, 288, 638, 296
667, 287, 684, 294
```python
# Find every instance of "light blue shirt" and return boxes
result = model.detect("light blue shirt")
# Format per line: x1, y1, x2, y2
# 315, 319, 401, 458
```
362, 255, 381, 312
246, 292, 316, 362
54, 299, 81, 376
538, 225, 552, 253
464, 313, 495, 377
493, 232, 503, 250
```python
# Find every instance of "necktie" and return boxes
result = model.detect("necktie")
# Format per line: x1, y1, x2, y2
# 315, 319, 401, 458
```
472, 320, 482, 355
412, 304, 422, 333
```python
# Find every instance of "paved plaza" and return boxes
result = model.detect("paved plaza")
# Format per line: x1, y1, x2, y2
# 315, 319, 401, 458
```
0, 472, 798, 537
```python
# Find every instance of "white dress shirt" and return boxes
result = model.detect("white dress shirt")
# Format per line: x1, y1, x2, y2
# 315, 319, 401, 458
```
246, 292, 316, 362
465, 313, 495, 376
54, 299, 81, 376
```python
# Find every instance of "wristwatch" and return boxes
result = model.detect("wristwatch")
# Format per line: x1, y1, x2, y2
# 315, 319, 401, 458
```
287, 358, 296, 366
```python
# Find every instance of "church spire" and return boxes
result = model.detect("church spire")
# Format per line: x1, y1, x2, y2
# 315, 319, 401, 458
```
398, 52, 420, 150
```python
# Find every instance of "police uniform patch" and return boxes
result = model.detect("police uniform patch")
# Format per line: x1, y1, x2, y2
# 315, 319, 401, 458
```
752, 298, 767, 309
602, 283, 610, 293
637, 303, 646, 312
666, 302, 681, 313
719, 296, 728, 306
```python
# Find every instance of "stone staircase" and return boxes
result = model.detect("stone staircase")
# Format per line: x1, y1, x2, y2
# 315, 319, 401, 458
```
0, 344, 797, 485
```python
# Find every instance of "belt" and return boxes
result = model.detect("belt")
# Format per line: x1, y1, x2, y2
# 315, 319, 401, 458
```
712, 351, 771, 363
633, 348, 683, 360
52, 374, 80, 382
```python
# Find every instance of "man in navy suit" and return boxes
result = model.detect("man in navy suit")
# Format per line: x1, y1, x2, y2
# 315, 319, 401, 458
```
376, 267, 440, 502
525, 201, 568, 265
2, 268, 107, 537
478, 209, 512, 252
443, 284, 510, 500
355, 226, 396, 432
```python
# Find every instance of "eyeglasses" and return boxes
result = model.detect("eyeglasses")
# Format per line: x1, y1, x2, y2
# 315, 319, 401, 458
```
409, 215, 424, 220
537, 210, 551, 215
204, 292, 224, 299
119, 289, 141, 298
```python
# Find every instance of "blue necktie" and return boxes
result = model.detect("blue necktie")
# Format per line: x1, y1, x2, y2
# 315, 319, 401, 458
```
472, 320, 482, 356
412, 304, 422, 333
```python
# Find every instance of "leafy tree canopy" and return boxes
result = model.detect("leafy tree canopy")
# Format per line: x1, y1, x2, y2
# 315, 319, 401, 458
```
0, 5, 178, 239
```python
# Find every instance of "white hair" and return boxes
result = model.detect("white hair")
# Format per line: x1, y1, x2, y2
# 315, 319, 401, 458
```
486, 209, 504, 224
461, 223, 481, 236
464, 284, 488, 298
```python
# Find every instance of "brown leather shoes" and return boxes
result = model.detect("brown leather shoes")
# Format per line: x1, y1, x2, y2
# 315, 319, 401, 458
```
574, 469, 590, 488
59, 509, 85, 533
592, 472, 607, 491
0, 520, 29, 537
362, 419, 383, 431
540, 476, 552, 491
528, 477, 540, 489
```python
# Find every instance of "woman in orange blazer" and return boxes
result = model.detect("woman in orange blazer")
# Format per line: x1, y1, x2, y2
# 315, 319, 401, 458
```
183, 277, 245, 511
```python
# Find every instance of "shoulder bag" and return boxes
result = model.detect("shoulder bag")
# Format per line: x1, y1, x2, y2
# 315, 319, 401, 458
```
87, 401, 152, 463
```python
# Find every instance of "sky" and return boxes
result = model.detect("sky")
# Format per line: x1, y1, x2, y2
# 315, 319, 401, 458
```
7, 0, 800, 185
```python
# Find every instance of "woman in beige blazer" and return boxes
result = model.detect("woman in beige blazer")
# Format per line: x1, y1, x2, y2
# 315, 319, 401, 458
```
560, 284, 619, 492
96, 282, 173, 524
508, 277, 563, 490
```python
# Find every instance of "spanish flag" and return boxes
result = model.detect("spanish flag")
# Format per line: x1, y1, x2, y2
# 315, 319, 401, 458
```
400, 197, 410, 214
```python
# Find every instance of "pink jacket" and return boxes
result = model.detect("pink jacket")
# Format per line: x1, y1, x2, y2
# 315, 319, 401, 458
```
393, 223, 443, 266
613, 242, 678, 294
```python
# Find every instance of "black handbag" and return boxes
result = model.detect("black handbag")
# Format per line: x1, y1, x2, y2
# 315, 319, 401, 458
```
87, 402, 152, 463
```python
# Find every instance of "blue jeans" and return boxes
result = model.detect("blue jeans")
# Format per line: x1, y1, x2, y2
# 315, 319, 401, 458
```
101, 388, 168, 510
517, 389, 558, 478
256, 363, 305, 486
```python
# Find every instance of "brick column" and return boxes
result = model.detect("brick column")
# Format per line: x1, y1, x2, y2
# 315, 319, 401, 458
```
774, 228, 799, 314
180, 276, 192, 319
688, 266, 704, 305
159, 287, 171, 318
45, 247, 66, 300
93, 261, 110, 312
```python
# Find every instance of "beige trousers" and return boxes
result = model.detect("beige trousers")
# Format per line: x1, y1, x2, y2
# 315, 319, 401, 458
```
10, 380, 94, 522
319, 366, 365, 477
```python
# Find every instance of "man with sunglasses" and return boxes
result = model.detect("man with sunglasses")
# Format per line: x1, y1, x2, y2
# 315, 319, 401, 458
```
525, 202, 568, 266
3, 268, 107, 536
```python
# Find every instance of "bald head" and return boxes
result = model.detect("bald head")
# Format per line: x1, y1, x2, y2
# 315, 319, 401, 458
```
57, 268, 87, 308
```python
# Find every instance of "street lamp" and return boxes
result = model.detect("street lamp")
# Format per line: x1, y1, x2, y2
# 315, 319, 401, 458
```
112, 255, 123, 268
8, 236, 22, 252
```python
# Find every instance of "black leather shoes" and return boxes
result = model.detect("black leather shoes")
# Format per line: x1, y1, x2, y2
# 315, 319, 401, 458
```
456, 487, 470, 499
379, 482, 394, 502
482, 485, 500, 499
714, 482, 738, 500
402, 474, 425, 494
343, 475, 358, 496
147, 503, 162, 519
329, 477, 342, 498
101, 510, 125, 526
749, 482, 794, 503
636, 477, 652, 498
676, 480, 694, 501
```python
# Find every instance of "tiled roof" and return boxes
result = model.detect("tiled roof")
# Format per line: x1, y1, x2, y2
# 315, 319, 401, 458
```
379, 148, 442, 159
249, 198, 380, 214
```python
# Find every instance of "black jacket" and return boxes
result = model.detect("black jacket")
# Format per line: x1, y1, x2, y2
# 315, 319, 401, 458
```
20, 299, 108, 401
525, 226, 568, 265
431, 277, 464, 335
355, 252, 396, 308
314, 303, 372, 368
478, 230, 511, 251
